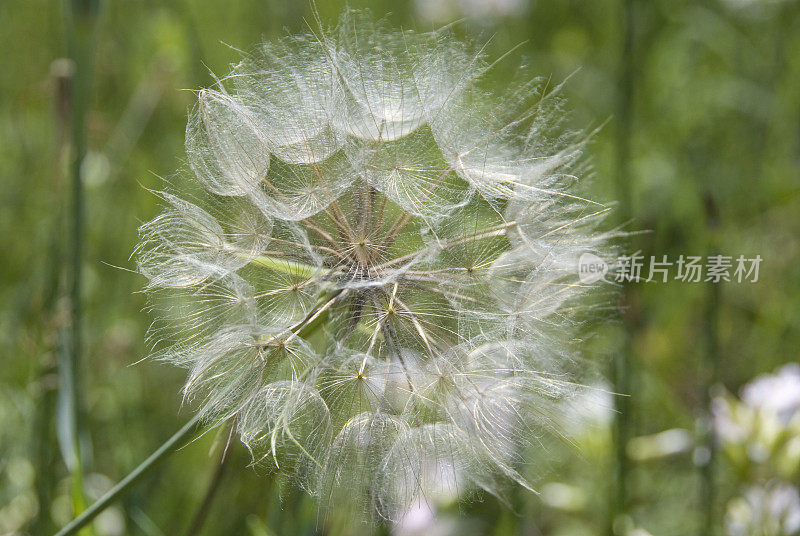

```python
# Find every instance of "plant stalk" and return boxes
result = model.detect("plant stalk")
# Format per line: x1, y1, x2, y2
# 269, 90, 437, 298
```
610, 0, 636, 533
53, 415, 204, 536
61, 0, 100, 528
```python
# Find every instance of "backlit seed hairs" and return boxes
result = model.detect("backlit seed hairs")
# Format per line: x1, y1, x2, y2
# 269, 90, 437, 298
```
135, 9, 616, 521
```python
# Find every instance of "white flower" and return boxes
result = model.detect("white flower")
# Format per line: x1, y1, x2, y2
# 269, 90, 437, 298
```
135, 10, 613, 520
742, 364, 800, 424
726, 482, 800, 536
712, 363, 800, 475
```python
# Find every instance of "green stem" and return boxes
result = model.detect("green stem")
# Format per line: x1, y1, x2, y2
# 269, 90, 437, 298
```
62, 0, 99, 528
53, 415, 205, 536
610, 0, 636, 533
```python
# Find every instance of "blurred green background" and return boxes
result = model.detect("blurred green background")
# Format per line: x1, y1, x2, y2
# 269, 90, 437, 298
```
2, 0, 799, 535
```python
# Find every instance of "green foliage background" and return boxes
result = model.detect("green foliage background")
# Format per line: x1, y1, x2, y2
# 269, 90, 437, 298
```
1, 0, 799, 535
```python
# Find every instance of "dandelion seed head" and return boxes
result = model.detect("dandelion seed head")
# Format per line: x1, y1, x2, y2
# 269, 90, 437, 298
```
136, 9, 615, 521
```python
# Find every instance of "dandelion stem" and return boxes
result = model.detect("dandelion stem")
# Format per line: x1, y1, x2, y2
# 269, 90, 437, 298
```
52, 414, 204, 536
610, 0, 636, 532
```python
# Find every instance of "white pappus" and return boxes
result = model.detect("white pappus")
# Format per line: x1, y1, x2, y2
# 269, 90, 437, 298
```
134, 9, 617, 522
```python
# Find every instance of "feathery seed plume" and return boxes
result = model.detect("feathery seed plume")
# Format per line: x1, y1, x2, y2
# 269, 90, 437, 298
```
135, 10, 615, 521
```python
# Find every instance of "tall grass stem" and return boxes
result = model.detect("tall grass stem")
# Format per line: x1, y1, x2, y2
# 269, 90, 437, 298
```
611, 0, 636, 532
61, 0, 99, 529
53, 415, 204, 536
